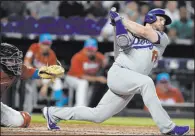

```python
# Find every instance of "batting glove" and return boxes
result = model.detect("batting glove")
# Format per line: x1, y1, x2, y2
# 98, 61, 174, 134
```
109, 10, 122, 26
109, 9, 128, 36
109, 10, 121, 23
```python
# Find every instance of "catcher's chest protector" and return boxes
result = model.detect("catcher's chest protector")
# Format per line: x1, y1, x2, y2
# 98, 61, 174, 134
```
0, 71, 18, 97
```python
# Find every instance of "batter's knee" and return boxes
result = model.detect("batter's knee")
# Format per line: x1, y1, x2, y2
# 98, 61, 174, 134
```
139, 76, 155, 96
140, 76, 159, 106
92, 111, 109, 123
93, 116, 107, 123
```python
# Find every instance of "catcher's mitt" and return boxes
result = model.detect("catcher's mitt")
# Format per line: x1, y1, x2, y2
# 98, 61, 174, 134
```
38, 64, 65, 82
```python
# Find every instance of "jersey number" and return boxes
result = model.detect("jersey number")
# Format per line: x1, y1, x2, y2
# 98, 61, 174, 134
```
152, 50, 158, 63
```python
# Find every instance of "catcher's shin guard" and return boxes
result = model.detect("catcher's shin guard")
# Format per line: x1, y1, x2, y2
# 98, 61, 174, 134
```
20, 111, 31, 128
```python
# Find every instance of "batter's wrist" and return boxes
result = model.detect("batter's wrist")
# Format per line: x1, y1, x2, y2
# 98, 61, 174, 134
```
115, 20, 128, 36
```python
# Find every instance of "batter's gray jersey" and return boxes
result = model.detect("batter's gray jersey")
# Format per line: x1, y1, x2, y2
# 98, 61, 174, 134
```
115, 31, 169, 75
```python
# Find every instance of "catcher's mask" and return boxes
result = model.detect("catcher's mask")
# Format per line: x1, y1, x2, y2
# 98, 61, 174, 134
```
0, 43, 23, 76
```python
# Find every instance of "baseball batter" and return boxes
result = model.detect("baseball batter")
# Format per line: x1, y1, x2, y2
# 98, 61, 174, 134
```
42, 8, 190, 135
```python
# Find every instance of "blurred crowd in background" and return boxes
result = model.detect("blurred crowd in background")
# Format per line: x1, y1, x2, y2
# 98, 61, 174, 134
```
1, 1, 194, 114
1, 1, 194, 43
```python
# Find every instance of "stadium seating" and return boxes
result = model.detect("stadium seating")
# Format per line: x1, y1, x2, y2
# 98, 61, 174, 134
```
1, 16, 108, 36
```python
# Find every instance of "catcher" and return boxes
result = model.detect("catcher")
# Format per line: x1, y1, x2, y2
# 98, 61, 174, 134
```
0, 43, 64, 128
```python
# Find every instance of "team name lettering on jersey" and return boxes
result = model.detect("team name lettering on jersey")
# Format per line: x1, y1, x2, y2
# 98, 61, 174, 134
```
132, 37, 154, 50
133, 38, 152, 45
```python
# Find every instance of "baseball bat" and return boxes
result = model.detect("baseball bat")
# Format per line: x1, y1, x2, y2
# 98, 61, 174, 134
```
111, 7, 120, 60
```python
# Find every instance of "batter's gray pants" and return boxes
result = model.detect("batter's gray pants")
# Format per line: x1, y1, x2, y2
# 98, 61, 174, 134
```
48, 63, 175, 133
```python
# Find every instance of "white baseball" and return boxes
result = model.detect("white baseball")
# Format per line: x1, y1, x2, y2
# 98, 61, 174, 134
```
111, 7, 116, 12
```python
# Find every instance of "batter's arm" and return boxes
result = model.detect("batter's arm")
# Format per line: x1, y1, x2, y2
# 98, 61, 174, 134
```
122, 18, 159, 43
109, 8, 133, 54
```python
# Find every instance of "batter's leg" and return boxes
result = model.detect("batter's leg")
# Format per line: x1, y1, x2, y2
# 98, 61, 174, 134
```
1, 102, 24, 127
47, 89, 134, 123
107, 64, 175, 134
140, 79, 176, 134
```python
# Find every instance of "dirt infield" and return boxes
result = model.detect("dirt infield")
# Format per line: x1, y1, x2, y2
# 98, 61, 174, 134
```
1, 123, 194, 135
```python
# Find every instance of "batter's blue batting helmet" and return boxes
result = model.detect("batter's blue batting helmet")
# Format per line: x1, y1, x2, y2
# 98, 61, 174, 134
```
144, 8, 172, 25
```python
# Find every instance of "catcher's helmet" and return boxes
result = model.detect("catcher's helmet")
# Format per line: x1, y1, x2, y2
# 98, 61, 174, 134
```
0, 43, 23, 76
144, 8, 172, 25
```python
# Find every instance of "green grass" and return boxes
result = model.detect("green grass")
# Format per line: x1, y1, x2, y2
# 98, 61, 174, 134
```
32, 114, 194, 128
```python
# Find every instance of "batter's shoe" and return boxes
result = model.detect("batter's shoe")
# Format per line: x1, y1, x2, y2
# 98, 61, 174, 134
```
165, 126, 190, 135
42, 107, 60, 130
